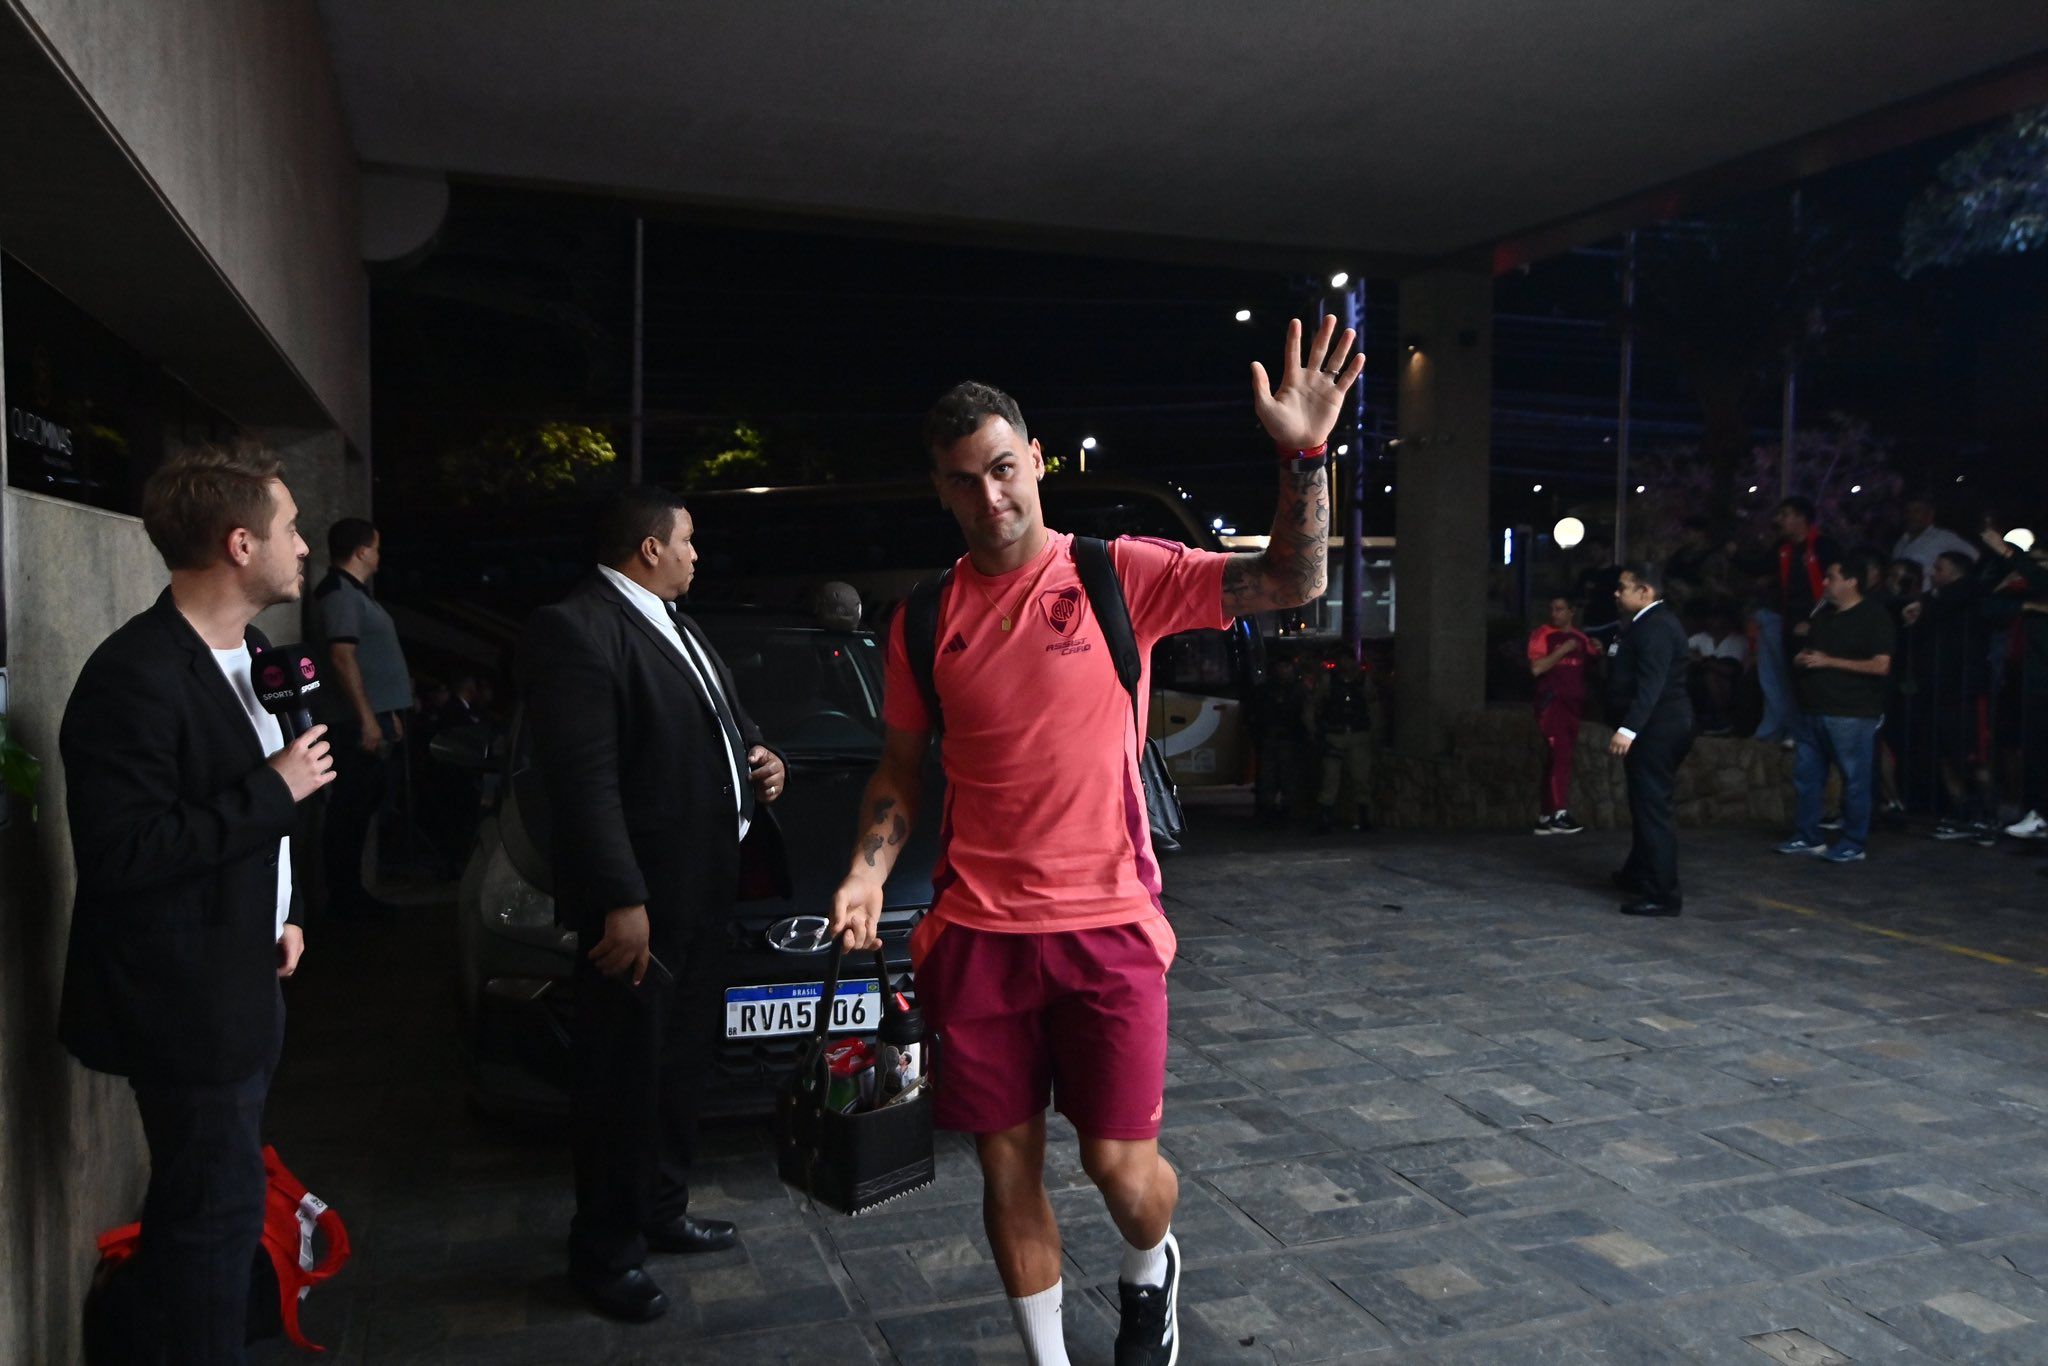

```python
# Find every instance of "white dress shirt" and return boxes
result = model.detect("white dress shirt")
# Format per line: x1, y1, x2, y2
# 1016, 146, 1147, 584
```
598, 565, 750, 840
210, 644, 293, 939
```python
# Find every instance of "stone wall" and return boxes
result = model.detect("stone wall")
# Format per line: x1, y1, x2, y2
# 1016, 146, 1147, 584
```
0, 492, 167, 1362
1371, 705, 1798, 830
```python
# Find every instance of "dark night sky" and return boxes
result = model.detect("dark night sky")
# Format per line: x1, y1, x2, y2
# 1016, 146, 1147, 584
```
370, 115, 2048, 563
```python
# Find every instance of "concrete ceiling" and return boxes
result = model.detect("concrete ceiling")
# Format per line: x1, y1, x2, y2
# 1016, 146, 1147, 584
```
318, 1, 2048, 270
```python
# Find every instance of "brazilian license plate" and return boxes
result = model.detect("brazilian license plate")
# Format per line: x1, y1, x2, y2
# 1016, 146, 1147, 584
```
723, 980, 880, 1039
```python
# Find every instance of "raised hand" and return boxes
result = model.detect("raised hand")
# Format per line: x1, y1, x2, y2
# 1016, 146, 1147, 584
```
1251, 316, 1366, 451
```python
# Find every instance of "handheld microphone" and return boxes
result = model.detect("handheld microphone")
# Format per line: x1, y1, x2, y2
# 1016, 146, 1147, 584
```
250, 644, 324, 734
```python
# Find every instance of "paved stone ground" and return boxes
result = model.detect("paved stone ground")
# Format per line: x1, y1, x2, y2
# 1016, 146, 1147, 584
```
255, 813, 2048, 1364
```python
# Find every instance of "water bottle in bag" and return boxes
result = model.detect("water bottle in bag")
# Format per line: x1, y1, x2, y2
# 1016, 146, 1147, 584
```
877, 989, 925, 1104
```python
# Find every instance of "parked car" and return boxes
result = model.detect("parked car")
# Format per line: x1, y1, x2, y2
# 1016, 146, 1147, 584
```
446, 604, 939, 1116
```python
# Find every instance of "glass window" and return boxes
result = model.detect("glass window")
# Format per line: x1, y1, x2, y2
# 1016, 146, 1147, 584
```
697, 621, 885, 754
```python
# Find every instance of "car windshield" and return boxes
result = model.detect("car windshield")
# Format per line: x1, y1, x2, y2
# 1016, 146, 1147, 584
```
695, 620, 886, 757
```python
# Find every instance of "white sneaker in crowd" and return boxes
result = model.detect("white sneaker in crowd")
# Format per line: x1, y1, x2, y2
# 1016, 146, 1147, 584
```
2005, 810, 2047, 840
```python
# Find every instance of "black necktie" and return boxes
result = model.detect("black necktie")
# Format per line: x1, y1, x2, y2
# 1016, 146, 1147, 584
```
668, 603, 755, 825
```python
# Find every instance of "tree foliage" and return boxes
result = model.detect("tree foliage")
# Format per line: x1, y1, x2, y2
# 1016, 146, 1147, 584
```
439, 421, 617, 505
1899, 106, 2048, 277
0, 714, 42, 820
679, 421, 769, 489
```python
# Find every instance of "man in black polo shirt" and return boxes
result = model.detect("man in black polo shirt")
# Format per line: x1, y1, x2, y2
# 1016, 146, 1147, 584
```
307, 517, 413, 916
1777, 559, 1894, 864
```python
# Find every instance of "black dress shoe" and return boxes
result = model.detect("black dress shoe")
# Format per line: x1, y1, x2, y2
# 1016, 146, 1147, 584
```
1619, 900, 1682, 917
646, 1213, 738, 1254
570, 1265, 669, 1322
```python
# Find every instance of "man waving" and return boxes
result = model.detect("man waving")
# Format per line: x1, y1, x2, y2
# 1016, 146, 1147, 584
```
830, 317, 1358, 1366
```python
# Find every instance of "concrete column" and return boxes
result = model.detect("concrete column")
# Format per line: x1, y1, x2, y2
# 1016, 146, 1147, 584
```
1393, 268, 1493, 756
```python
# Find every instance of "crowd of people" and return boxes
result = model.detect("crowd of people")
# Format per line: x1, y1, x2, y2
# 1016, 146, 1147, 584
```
1247, 649, 1383, 834
1532, 492, 2048, 868
1244, 486, 2047, 873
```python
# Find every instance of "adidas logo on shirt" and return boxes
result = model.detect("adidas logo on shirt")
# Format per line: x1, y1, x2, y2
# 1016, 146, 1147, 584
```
942, 632, 968, 655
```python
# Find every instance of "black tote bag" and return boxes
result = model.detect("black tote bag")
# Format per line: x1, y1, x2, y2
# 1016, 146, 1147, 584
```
774, 944, 935, 1215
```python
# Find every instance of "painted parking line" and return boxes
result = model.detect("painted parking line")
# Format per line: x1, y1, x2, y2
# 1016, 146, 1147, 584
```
1755, 896, 2048, 979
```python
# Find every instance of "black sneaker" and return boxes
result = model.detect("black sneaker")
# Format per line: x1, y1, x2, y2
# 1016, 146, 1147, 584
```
1931, 819, 1975, 841
1548, 811, 1586, 835
1115, 1231, 1179, 1366
1972, 820, 2000, 848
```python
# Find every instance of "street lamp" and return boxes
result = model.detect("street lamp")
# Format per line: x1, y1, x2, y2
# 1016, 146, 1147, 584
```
1554, 517, 1586, 548
1329, 271, 1350, 289
1233, 308, 1252, 322
1080, 435, 1096, 473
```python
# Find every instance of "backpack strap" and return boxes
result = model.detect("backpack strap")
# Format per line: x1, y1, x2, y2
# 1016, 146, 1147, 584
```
913, 539, 1140, 734
1073, 536, 1142, 714
903, 568, 953, 734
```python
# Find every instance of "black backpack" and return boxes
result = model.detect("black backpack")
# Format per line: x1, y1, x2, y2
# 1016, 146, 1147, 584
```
901, 536, 1186, 854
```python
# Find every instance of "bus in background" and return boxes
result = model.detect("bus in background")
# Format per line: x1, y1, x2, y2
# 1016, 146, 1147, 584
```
687, 475, 1265, 788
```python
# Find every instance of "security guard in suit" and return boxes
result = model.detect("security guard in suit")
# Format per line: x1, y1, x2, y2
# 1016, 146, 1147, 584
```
1606, 563, 1695, 916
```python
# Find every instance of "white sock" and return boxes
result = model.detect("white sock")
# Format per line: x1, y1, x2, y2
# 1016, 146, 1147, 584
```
1121, 1229, 1170, 1287
1008, 1281, 1070, 1366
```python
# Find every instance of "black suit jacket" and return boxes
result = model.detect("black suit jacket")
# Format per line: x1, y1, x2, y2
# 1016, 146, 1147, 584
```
1608, 600, 1693, 734
517, 572, 788, 942
58, 592, 303, 1084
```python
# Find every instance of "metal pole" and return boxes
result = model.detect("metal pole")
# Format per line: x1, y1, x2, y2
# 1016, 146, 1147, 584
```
1780, 189, 1802, 500
630, 215, 645, 483
1342, 283, 1365, 662
1614, 230, 1636, 562
1779, 366, 1797, 499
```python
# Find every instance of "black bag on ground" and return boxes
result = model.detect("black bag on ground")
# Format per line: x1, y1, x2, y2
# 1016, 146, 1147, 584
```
775, 944, 935, 1215
904, 534, 1186, 853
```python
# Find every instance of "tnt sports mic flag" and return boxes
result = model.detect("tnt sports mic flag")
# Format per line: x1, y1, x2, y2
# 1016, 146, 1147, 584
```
249, 644, 322, 718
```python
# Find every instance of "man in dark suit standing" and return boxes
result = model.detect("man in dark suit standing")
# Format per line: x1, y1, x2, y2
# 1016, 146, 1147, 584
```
519, 486, 789, 1323
59, 444, 336, 1365
1606, 562, 1694, 917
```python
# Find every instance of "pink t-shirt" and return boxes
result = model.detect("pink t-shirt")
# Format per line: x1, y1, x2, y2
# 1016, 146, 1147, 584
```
884, 532, 1231, 935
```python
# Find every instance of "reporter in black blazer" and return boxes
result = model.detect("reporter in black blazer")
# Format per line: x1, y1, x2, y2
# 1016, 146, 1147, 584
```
518, 487, 789, 1324
58, 446, 334, 1366
1605, 563, 1694, 916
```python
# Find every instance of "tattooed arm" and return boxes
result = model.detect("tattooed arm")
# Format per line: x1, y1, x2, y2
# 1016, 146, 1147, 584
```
1221, 462, 1330, 615
1221, 315, 1360, 616
827, 723, 926, 952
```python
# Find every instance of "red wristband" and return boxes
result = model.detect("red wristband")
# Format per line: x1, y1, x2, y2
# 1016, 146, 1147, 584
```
1276, 441, 1329, 461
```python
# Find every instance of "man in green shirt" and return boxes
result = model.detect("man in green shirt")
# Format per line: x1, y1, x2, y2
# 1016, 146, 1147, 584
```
1776, 558, 1895, 863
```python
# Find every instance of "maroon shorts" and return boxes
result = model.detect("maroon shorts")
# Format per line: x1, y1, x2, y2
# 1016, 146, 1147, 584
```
910, 917, 1176, 1140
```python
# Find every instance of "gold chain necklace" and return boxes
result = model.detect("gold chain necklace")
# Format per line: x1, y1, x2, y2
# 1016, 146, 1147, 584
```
971, 547, 1048, 632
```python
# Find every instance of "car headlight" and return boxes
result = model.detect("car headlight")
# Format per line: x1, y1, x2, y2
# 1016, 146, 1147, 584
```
480, 840, 558, 938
